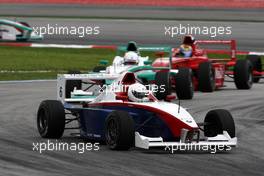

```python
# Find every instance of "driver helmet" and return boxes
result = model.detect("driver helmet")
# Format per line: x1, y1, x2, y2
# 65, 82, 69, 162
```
128, 83, 149, 102
124, 51, 139, 65
183, 35, 195, 45
179, 44, 193, 58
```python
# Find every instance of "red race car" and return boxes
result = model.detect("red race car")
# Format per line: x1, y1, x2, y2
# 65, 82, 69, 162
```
152, 35, 263, 92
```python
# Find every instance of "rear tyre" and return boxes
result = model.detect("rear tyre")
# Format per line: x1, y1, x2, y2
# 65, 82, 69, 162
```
155, 71, 171, 100
174, 68, 194, 99
246, 55, 262, 83
66, 70, 82, 98
93, 66, 106, 72
198, 62, 215, 92
37, 100, 65, 138
105, 111, 135, 150
234, 59, 253, 89
204, 109, 235, 138
65, 79, 82, 98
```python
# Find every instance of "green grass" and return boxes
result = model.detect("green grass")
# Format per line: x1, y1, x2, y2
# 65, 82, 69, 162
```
0, 46, 116, 71
0, 72, 58, 81
0, 46, 263, 81
0, 46, 116, 80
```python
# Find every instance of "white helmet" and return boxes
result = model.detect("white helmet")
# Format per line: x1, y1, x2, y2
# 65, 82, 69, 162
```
124, 51, 139, 65
128, 83, 149, 102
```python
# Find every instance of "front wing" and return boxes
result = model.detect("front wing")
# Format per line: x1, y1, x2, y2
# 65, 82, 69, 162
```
135, 131, 237, 150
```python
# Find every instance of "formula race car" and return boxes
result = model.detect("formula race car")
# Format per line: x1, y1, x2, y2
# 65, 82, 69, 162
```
37, 72, 237, 152
90, 43, 194, 100
91, 41, 150, 73
152, 35, 258, 92
0, 19, 43, 41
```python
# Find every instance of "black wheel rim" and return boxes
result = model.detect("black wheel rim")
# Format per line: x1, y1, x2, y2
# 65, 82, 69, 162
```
106, 119, 119, 146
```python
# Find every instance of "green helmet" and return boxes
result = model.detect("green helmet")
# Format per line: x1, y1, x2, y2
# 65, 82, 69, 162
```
126, 41, 138, 52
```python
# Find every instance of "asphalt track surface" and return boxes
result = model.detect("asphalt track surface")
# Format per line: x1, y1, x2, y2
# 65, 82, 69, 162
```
0, 80, 264, 176
1, 4, 264, 22
1, 4, 264, 51
2, 17, 264, 51
1, 4, 264, 176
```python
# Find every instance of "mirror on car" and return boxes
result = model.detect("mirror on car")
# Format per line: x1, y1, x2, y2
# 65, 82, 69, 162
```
144, 60, 152, 65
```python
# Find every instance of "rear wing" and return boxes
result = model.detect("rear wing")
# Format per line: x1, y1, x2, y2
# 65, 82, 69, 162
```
57, 73, 120, 103
195, 40, 237, 61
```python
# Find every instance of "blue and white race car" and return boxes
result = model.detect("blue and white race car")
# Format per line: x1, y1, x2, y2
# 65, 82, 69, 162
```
37, 72, 237, 151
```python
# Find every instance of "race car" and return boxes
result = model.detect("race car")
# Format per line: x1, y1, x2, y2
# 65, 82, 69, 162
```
152, 35, 257, 92
37, 72, 237, 151
90, 43, 194, 100
0, 19, 43, 41
92, 41, 150, 73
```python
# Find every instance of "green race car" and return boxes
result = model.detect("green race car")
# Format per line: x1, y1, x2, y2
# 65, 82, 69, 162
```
0, 19, 43, 41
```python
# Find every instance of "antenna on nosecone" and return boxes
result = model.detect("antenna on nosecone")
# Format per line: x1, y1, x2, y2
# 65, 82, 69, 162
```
178, 97, 181, 114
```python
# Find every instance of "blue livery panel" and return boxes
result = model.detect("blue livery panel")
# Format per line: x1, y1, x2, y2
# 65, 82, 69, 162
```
77, 105, 175, 141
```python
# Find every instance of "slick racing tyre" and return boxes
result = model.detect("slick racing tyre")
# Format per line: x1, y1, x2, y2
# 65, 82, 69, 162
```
105, 111, 135, 150
204, 109, 235, 138
37, 100, 65, 138
155, 71, 171, 100
65, 70, 82, 99
198, 62, 215, 92
93, 66, 106, 72
246, 55, 262, 83
234, 59, 253, 89
65, 70, 82, 98
174, 68, 194, 99
65, 79, 82, 98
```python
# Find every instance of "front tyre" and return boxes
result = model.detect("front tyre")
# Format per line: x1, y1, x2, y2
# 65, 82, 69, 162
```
37, 100, 65, 138
204, 109, 235, 138
105, 111, 134, 150
234, 59, 253, 89
246, 55, 262, 83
